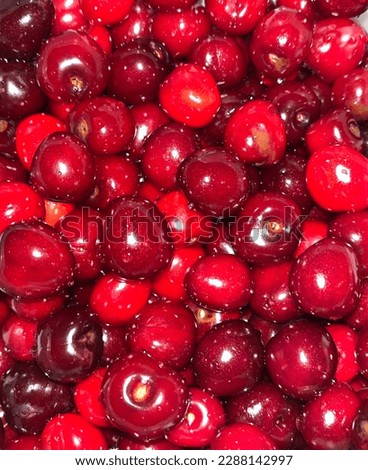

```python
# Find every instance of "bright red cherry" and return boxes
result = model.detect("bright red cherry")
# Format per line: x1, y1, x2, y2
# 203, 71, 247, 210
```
306, 145, 368, 212
2, 314, 36, 362
111, 0, 153, 47
294, 218, 328, 258
51, 0, 87, 35
211, 423, 277, 450
159, 63, 221, 128
80, 0, 134, 25
9, 294, 65, 322
332, 68, 368, 122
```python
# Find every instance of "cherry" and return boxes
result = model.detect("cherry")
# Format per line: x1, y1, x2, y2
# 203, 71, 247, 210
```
332, 68, 368, 122
315, 0, 368, 17
226, 382, 299, 449
0, 336, 14, 380
159, 63, 221, 128
346, 281, 368, 330
298, 383, 361, 449
250, 8, 312, 80
15, 113, 66, 171
36, 307, 103, 383
6, 436, 42, 450
109, 40, 172, 105
248, 313, 282, 346
127, 300, 197, 369
2, 314, 37, 362
101, 352, 189, 440
74, 367, 109, 428
42, 413, 108, 450
224, 100, 286, 165
205, 0, 268, 35
0, 120, 18, 157
37, 30, 110, 102
101, 196, 173, 279
80, 0, 134, 25
193, 319, 264, 396
118, 435, 181, 450
167, 387, 226, 448
326, 324, 359, 383
142, 123, 198, 192
211, 423, 276, 450
294, 218, 328, 258
0, 153, 26, 183
277, 0, 317, 22
9, 294, 65, 322
90, 273, 151, 325
357, 327, 368, 379
205, 222, 236, 257
101, 324, 129, 366
306, 18, 367, 83
0, 221, 75, 299
303, 75, 332, 115
51, 0, 87, 36
353, 400, 368, 450
146, 0, 196, 10
1, 362, 73, 435
86, 24, 112, 55
178, 147, 250, 217
44, 199, 74, 227
306, 145, 368, 212
0, 0, 54, 61
0, 182, 45, 234
266, 319, 338, 400
185, 254, 252, 311
111, 0, 153, 47
151, 6, 211, 59
0, 62, 46, 120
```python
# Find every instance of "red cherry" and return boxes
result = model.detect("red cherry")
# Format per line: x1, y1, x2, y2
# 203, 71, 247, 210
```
42, 413, 108, 450
159, 63, 221, 128
326, 324, 359, 383
211, 423, 277, 450
9, 294, 65, 322
294, 218, 328, 258
80, 0, 134, 25
306, 145, 368, 212
90, 273, 151, 325
2, 314, 37, 361
44, 199, 74, 227
51, 0, 87, 36
86, 24, 112, 55
111, 0, 153, 47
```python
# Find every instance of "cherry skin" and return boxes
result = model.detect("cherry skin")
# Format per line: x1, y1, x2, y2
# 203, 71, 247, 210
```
346, 281, 368, 330
303, 75, 332, 115
193, 319, 264, 396
266, 319, 338, 400
326, 324, 359, 383
2, 314, 37, 362
250, 8, 312, 80
37, 30, 110, 102
127, 300, 197, 369
167, 387, 226, 448
141, 123, 198, 192
277, 0, 317, 21
74, 367, 109, 428
250, 261, 301, 323
42, 413, 108, 450
36, 307, 103, 383
145, 0, 196, 9
290, 238, 361, 320
90, 273, 151, 326
315, 0, 368, 17
15, 113, 66, 171
101, 196, 173, 279
332, 68, 368, 121
111, 0, 153, 47
205, 0, 268, 35
224, 100, 286, 166
101, 352, 189, 440
118, 435, 181, 450
298, 383, 361, 450
185, 254, 253, 311
0, 182, 45, 234
151, 6, 211, 59
43, 199, 74, 227
100, 324, 129, 366
79, 0, 134, 25
68, 97, 134, 155
357, 327, 368, 380
249, 313, 282, 347
9, 294, 65, 322
211, 423, 276, 450
1, 362, 73, 435
86, 24, 112, 55
0, 336, 14, 380
226, 382, 299, 449
178, 147, 250, 217
159, 63, 221, 128
306, 18, 367, 83
294, 218, 329, 258
306, 145, 368, 212
0, 221, 75, 299
0, 0, 54, 61
353, 400, 368, 450
6, 436, 42, 450
0, 153, 26, 183
51, 0, 87, 36
109, 39, 172, 105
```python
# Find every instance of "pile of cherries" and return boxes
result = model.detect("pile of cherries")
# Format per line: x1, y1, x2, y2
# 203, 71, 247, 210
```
1, 0, 368, 451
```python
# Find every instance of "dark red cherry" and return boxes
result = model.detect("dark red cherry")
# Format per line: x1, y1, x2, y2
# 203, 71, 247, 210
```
127, 301, 197, 369
303, 75, 332, 115
211, 423, 276, 450
0, 120, 18, 157
37, 30, 110, 102
42, 413, 107, 450
109, 40, 172, 105
205, 0, 268, 35
250, 8, 312, 80
0, 153, 27, 183
357, 327, 368, 380
101, 196, 173, 279
178, 147, 250, 217
226, 382, 299, 449
111, 0, 153, 47
68, 97, 134, 155
101, 352, 189, 440
101, 324, 129, 366
118, 435, 181, 450
248, 313, 282, 346
290, 238, 361, 320
0, 62, 46, 120
266, 319, 338, 400
299, 383, 360, 449
1, 362, 73, 435
2, 314, 37, 361
315, 0, 368, 17
332, 68, 368, 122
0, 0, 54, 60
36, 307, 103, 383
193, 319, 264, 396
51, 0, 87, 36
0, 221, 74, 299
30, 132, 95, 203
185, 254, 252, 311
326, 324, 359, 383
0, 336, 14, 380
230, 191, 302, 266
142, 123, 198, 192
167, 387, 226, 448
277, 0, 317, 21
345, 281, 368, 330
353, 400, 368, 450
9, 294, 65, 322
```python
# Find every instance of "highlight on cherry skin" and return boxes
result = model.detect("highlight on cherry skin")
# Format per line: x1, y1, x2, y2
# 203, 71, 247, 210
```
1, 0, 368, 452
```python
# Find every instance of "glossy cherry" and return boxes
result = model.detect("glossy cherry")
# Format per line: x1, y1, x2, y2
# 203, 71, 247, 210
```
118, 435, 181, 450
2, 314, 37, 362
266, 319, 338, 400
0, 153, 26, 183
51, 0, 87, 35
111, 0, 153, 47
9, 294, 65, 322
211, 423, 276, 450
315, 0, 368, 17
346, 281, 368, 330
332, 68, 368, 122
294, 218, 329, 258
326, 324, 359, 383
80, 0, 134, 25
101, 324, 129, 366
